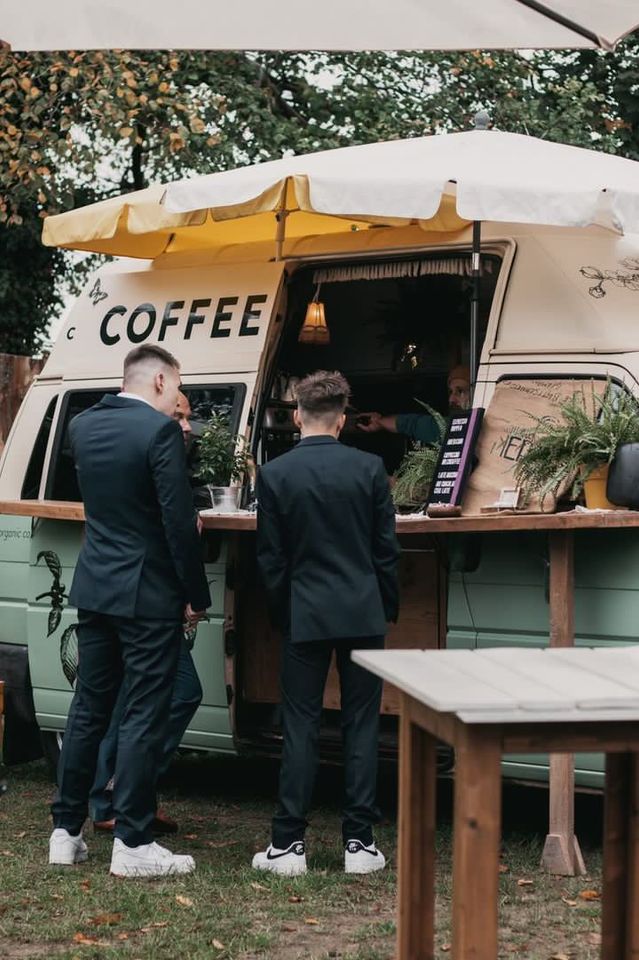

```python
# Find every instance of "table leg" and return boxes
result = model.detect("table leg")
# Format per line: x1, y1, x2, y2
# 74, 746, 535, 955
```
602, 752, 639, 960
542, 530, 586, 876
397, 694, 437, 960
451, 727, 501, 960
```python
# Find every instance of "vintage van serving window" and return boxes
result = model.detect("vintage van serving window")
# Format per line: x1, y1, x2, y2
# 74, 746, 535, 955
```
261, 251, 500, 474
21, 396, 58, 500
47, 384, 244, 502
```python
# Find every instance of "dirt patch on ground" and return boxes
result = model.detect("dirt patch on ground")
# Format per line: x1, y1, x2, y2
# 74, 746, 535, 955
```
0, 943, 67, 959
242, 902, 396, 960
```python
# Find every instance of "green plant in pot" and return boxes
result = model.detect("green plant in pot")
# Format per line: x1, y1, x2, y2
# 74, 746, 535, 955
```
514, 383, 639, 510
194, 413, 250, 513
392, 402, 447, 510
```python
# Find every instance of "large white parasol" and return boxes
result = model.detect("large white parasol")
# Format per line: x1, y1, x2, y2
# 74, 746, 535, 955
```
2, 0, 638, 52
43, 123, 639, 382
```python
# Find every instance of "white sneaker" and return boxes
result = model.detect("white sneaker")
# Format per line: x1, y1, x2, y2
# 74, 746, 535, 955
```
344, 839, 386, 874
49, 828, 88, 865
110, 838, 195, 878
252, 841, 307, 876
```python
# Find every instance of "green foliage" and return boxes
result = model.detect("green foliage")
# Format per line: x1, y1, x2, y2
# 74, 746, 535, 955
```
514, 383, 639, 505
194, 413, 249, 487
392, 403, 447, 508
0, 202, 64, 352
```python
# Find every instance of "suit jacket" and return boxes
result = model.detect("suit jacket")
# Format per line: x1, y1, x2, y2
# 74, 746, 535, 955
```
68, 394, 210, 620
257, 435, 400, 642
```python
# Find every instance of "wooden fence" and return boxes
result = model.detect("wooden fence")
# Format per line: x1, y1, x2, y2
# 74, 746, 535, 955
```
0, 353, 45, 452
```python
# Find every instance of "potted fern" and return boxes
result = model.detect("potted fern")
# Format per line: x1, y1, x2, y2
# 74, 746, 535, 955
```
392, 402, 447, 510
514, 383, 639, 510
194, 413, 250, 513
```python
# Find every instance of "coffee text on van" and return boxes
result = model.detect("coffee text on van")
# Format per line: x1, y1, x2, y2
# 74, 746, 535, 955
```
98, 294, 269, 345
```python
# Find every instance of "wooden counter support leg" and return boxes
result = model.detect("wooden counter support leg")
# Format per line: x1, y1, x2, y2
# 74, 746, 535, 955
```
541, 530, 586, 876
451, 727, 501, 960
601, 751, 639, 960
397, 695, 437, 960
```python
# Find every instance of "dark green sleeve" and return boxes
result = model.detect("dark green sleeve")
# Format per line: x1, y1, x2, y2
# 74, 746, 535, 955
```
395, 413, 440, 445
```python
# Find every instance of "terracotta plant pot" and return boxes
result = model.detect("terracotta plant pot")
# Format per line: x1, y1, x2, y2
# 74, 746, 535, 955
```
583, 465, 624, 510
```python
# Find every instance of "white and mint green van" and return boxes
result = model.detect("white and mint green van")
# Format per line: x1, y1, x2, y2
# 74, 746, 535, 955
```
2, 220, 639, 787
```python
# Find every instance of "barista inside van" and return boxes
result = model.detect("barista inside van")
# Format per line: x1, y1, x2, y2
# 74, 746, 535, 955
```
358, 365, 470, 444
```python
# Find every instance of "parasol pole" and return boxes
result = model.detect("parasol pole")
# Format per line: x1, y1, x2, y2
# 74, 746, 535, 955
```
274, 177, 290, 261
469, 110, 490, 397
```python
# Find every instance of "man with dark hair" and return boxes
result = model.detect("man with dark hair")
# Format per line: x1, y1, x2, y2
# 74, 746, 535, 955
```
49, 346, 210, 878
253, 370, 400, 876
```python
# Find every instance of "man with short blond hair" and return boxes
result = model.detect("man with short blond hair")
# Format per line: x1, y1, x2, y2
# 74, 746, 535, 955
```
253, 369, 400, 877
49, 346, 210, 878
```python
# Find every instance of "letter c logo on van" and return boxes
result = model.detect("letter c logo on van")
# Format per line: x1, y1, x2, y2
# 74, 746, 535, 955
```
100, 305, 127, 345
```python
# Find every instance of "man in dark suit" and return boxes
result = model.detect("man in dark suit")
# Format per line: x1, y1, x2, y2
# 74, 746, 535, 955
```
49, 345, 210, 878
253, 370, 400, 877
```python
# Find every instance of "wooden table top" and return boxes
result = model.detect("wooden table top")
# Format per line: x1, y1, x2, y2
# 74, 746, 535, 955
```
352, 647, 639, 724
4, 499, 639, 534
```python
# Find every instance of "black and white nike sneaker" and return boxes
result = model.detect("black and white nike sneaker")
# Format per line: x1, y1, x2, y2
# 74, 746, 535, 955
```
252, 840, 307, 876
344, 839, 386, 874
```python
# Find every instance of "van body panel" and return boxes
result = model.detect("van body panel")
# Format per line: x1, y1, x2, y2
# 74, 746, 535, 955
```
43, 261, 285, 381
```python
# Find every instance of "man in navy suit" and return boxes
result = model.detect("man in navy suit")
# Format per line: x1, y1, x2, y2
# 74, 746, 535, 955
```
49, 345, 210, 878
253, 370, 400, 877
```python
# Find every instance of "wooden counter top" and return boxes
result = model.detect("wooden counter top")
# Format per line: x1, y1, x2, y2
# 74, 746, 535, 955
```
4, 499, 639, 534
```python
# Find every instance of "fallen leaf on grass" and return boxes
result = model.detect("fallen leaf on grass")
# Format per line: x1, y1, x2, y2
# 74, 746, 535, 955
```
205, 840, 239, 849
498, 864, 509, 873
1, 850, 13, 857
440, 946, 450, 953
288, 895, 304, 903
80, 879, 91, 892
549, 954, 570, 960
116, 933, 129, 941
517, 878, 534, 886
281, 925, 297, 932
305, 918, 320, 925
250, 882, 266, 891
211, 940, 225, 950
51, 894, 64, 901
175, 895, 193, 907
579, 889, 600, 900
72, 933, 99, 945
561, 898, 578, 907
15, 831, 26, 839
184, 834, 198, 840
89, 913, 123, 926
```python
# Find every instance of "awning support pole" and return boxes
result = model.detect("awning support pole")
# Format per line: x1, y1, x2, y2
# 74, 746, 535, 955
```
470, 219, 481, 396
275, 179, 290, 261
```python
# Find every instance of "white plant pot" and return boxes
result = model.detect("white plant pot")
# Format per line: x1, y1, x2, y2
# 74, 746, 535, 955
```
206, 485, 242, 514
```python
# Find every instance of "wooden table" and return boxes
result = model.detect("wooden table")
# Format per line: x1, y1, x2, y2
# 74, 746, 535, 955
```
4, 500, 639, 874
353, 646, 639, 960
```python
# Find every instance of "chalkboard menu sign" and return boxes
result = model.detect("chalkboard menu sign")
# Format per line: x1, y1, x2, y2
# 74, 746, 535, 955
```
427, 408, 484, 508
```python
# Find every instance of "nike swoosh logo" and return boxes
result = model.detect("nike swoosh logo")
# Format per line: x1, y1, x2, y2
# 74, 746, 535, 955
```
267, 847, 304, 860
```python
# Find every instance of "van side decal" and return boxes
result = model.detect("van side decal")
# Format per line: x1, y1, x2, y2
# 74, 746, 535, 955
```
98, 294, 269, 346
580, 258, 639, 299
88, 278, 108, 306
35, 550, 68, 637
35, 549, 78, 686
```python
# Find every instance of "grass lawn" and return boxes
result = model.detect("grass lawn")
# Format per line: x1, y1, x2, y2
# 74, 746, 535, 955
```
0, 754, 605, 959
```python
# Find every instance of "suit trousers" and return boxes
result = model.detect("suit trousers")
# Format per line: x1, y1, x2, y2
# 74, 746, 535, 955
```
90, 645, 202, 822
272, 635, 384, 849
51, 609, 181, 847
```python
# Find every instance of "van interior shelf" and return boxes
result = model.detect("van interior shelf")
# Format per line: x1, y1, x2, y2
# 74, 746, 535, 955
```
3, 500, 639, 534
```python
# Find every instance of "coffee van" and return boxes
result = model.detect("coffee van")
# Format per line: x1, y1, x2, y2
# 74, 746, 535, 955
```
2, 219, 639, 787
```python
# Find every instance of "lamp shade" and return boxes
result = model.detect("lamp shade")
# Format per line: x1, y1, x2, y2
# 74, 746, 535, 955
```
299, 300, 330, 345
